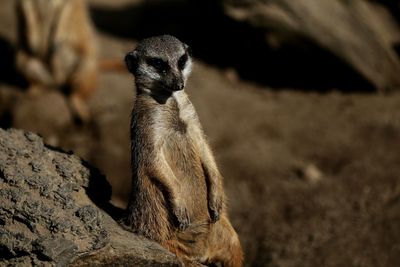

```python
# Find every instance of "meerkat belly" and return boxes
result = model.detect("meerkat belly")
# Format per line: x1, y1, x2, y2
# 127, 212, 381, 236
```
163, 134, 209, 220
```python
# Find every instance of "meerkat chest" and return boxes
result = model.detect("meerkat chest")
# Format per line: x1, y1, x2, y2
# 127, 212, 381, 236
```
155, 93, 201, 155
164, 93, 198, 135
20, 0, 65, 58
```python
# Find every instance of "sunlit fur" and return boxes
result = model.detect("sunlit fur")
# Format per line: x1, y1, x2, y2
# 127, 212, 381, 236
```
182, 57, 193, 82
123, 35, 243, 266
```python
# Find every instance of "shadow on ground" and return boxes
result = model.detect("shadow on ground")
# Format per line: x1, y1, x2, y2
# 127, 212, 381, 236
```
0, 37, 28, 89
83, 159, 126, 219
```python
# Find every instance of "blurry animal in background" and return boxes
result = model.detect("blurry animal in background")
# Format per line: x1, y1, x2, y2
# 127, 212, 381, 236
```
123, 35, 243, 267
15, 0, 99, 121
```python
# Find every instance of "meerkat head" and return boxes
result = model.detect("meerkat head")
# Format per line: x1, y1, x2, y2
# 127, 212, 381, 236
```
125, 35, 192, 96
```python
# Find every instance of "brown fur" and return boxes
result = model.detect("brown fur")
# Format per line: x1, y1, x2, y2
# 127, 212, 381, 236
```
15, 0, 98, 120
123, 35, 243, 266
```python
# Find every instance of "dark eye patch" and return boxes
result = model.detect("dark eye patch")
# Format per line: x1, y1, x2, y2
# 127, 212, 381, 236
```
178, 53, 188, 71
146, 57, 169, 73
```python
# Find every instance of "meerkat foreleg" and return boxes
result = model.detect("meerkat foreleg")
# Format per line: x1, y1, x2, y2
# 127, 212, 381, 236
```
207, 217, 244, 267
148, 150, 191, 230
51, 43, 79, 85
17, 0, 40, 55
199, 141, 224, 223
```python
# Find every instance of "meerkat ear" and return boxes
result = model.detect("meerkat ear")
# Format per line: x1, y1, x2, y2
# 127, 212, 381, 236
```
184, 44, 192, 57
125, 50, 138, 74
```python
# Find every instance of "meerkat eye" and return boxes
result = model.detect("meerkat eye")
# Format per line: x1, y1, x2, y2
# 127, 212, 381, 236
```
178, 53, 188, 71
147, 57, 168, 73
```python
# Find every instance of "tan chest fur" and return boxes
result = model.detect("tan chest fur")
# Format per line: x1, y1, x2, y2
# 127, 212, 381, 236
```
158, 92, 208, 218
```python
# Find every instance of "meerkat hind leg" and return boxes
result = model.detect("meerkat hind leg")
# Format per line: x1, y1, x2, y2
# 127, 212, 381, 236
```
163, 216, 243, 267
68, 60, 98, 122
206, 216, 243, 267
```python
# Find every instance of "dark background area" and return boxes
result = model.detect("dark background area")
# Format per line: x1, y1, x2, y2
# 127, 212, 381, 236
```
88, 0, 375, 91
1, 0, 400, 266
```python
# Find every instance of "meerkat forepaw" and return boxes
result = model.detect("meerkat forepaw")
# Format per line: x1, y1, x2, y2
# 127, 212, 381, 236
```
209, 205, 221, 223
70, 94, 91, 122
209, 208, 220, 223
173, 204, 191, 231
209, 196, 223, 223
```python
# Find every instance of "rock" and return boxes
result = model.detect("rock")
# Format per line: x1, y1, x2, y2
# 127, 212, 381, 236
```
0, 128, 181, 266
292, 162, 324, 184
221, 0, 400, 91
33, 238, 78, 264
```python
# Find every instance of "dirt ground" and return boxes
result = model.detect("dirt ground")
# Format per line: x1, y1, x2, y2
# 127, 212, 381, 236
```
1, 0, 400, 266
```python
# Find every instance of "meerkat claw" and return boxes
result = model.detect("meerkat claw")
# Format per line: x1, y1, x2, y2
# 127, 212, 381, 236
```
174, 205, 191, 231
209, 208, 220, 223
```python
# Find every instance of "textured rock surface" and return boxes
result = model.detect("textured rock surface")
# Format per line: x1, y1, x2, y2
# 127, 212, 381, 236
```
0, 128, 180, 266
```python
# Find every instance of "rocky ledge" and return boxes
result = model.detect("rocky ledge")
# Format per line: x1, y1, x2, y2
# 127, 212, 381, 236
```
0, 128, 180, 267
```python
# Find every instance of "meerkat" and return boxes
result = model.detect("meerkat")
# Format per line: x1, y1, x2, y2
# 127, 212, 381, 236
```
123, 35, 243, 267
15, 0, 100, 121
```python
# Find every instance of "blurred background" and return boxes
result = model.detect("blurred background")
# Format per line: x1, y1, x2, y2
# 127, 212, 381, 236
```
1, 0, 400, 266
